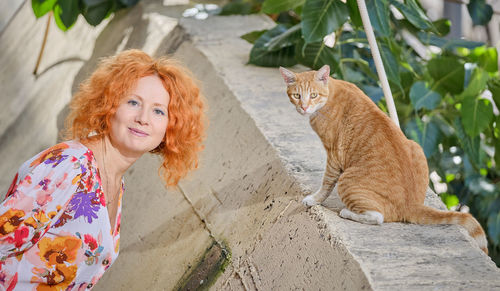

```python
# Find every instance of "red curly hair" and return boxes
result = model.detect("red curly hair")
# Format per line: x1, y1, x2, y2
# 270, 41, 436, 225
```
65, 49, 206, 186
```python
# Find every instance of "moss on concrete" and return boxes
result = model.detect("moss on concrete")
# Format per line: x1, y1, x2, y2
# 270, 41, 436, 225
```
175, 240, 231, 291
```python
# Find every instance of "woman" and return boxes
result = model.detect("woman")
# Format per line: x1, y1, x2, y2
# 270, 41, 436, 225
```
0, 49, 205, 290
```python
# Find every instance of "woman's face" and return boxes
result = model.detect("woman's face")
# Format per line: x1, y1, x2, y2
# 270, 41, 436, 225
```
109, 75, 170, 156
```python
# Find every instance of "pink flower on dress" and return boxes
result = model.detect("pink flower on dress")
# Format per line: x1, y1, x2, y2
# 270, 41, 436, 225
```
84, 234, 98, 251
5, 226, 29, 249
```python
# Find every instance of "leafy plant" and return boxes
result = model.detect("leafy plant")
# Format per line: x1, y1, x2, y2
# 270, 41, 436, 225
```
31, 0, 141, 75
223, 0, 500, 264
31, 0, 140, 31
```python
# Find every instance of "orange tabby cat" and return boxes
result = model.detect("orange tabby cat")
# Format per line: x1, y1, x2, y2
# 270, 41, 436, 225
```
279, 65, 488, 254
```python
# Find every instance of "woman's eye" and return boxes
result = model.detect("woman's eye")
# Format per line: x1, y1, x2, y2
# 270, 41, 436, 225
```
310, 93, 318, 99
154, 109, 166, 116
128, 100, 139, 106
292, 93, 301, 99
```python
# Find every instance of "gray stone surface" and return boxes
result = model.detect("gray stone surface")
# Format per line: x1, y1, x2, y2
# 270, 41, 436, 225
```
1, 1, 499, 290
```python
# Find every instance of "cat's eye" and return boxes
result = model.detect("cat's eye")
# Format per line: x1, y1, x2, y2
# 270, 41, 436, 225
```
310, 93, 318, 99
292, 93, 301, 99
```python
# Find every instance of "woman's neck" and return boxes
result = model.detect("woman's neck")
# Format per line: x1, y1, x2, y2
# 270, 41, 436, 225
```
85, 135, 140, 183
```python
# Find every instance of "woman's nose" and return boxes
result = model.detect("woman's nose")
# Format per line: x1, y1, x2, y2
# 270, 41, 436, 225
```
135, 109, 149, 125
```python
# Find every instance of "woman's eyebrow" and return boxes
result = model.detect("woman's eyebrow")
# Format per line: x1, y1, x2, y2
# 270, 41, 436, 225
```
153, 102, 168, 109
132, 94, 167, 109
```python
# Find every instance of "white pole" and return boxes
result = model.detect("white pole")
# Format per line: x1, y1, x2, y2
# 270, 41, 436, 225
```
356, 0, 400, 128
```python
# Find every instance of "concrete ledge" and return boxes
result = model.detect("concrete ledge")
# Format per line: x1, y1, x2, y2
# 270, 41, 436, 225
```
2, 1, 500, 290
173, 15, 500, 290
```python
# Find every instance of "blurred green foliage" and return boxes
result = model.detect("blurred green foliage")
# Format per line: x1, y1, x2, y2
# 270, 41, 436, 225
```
31, 0, 140, 31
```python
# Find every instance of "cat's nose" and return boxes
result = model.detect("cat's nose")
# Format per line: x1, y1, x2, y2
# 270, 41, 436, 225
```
301, 104, 308, 111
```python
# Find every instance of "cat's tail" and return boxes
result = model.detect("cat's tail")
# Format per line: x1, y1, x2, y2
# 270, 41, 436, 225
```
405, 204, 488, 254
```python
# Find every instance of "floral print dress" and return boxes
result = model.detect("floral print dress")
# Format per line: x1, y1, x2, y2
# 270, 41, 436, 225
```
0, 141, 122, 290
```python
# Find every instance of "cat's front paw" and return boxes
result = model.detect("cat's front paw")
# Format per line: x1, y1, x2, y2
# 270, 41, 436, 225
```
302, 195, 320, 207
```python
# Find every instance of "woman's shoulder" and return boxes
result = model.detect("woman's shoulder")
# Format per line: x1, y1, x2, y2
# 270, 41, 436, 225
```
18, 140, 94, 176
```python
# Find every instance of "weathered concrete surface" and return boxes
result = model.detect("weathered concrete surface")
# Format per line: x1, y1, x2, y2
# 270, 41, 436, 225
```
175, 15, 500, 290
1, 1, 500, 291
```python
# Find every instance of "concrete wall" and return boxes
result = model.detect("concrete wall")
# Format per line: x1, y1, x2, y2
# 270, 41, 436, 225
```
1, 1, 499, 290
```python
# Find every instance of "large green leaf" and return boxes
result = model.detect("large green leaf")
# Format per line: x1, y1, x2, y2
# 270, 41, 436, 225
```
409, 81, 441, 110
249, 24, 297, 67
453, 117, 481, 167
346, 0, 362, 28
427, 56, 465, 95
81, 0, 113, 26
366, 0, 390, 37
54, 0, 80, 31
32, 0, 57, 18
301, 0, 349, 43
461, 96, 493, 138
389, 0, 433, 31
295, 40, 339, 71
404, 118, 442, 158
266, 24, 302, 51
467, 0, 493, 26
262, 0, 304, 14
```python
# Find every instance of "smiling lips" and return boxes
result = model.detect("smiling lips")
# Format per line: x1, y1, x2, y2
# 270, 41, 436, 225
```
128, 127, 149, 137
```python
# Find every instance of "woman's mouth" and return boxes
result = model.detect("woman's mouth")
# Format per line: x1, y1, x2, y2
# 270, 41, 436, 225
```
128, 127, 149, 137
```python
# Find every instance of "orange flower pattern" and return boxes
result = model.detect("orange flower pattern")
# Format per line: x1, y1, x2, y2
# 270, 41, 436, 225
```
0, 141, 122, 290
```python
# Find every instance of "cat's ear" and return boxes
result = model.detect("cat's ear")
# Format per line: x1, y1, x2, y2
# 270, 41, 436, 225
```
279, 67, 296, 85
315, 65, 330, 85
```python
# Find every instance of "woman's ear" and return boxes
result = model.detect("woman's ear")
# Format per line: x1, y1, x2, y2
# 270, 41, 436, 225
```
315, 65, 330, 85
279, 67, 296, 85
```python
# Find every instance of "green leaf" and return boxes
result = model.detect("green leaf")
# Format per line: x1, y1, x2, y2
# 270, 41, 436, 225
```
241, 30, 267, 44
427, 56, 465, 95
266, 24, 302, 51
219, 0, 255, 15
488, 78, 500, 110
249, 24, 297, 67
389, 0, 433, 31
440, 193, 460, 209
495, 131, 500, 167
81, 0, 113, 26
32, 0, 57, 18
361, 85, 384, 103
433, 19, 450, 36
467, 0, 493, 26
119, 0, 140, 6
458, 67, 489, 101
295, 40, 339, 71
417, 32, 484, 51
461, 96, 493, 138
366, 0, 390, 37
409, 81, 442, 110
379, 41, 401, 88
404, 118, 442, 158
468, 46, 498, 73
346, 0, 362, 28
488, 212, 500, 245
301, 0, 349, 43
54, 0, 79, 30
453, 117, 481, 167
262, 0, 304, 14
